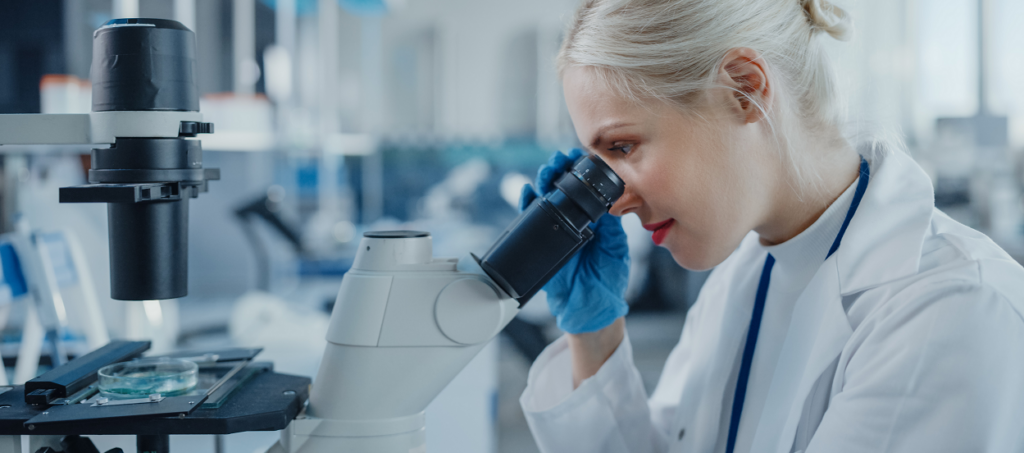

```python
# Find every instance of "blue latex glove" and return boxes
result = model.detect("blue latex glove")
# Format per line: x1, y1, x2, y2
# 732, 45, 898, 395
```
519, 149, 630, 334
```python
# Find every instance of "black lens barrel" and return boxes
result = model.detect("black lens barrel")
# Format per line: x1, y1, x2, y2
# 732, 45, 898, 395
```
107, 199, 189, 301
70, 138, 216, 301
91, 19, 199, 112
58, 19, 216, 301
478, 154, 626, 306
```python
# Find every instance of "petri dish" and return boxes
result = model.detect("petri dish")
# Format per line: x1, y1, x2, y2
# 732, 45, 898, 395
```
98, 357, 199, 398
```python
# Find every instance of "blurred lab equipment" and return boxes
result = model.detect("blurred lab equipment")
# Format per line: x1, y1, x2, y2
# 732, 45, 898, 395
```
913, 0, 1024, 255
39, 75, 91, 115
199, 95, 276, 152
229, 290, 329, 377
0, 19, 310, 453
0, 228, 110, 384
0, 18, 219, 301
420, 158, 491, 222
234, 189, 304, 291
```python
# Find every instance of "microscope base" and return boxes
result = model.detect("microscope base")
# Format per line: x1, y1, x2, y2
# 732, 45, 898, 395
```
276, 413, 426, 453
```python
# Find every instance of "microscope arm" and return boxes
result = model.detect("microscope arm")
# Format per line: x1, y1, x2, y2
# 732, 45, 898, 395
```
272, 233, 520, 453
0, 111, 206, 146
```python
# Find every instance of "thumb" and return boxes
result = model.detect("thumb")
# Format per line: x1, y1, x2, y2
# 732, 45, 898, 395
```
519, 184, 539, 212
593, 214, 628, 257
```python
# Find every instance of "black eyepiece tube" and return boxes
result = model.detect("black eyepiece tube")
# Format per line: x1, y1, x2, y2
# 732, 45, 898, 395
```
478, 154, 625, 307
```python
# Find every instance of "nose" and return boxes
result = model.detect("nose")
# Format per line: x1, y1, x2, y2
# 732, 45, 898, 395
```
609, 184, 640, 217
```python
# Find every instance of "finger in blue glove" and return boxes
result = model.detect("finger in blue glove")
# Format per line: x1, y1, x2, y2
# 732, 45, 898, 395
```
519, 149, 630, 334
535, 148, 586, 195
544, 213, 630, 333
519, 184, 539, 212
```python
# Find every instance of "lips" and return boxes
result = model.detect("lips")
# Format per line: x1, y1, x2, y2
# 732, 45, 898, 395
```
643, 219, 675, 246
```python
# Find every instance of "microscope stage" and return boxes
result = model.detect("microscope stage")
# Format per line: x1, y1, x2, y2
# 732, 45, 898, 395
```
0, 365, 309, 436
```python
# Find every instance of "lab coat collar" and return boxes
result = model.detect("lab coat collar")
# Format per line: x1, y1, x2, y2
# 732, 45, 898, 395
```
834, 150, 934, 295
752, 150, 934, 453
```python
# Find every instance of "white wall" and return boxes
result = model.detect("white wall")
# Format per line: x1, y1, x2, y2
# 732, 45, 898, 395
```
387, 0, 576, 139
330, 0, 579, 142
827, 0, 917, 142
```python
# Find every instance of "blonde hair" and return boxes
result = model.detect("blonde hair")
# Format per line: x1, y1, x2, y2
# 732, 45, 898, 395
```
558, 0, 856, 195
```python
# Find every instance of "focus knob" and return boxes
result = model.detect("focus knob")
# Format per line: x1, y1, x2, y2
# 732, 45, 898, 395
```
178, 121, 214, 137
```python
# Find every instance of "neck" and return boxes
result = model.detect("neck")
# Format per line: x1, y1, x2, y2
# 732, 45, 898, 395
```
756, 140, 860, 246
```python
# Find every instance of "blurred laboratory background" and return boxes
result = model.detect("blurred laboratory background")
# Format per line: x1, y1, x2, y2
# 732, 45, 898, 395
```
0, 0, 1022, 451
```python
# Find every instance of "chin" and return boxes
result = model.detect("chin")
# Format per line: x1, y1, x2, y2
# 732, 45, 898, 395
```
666, 237, 732, 271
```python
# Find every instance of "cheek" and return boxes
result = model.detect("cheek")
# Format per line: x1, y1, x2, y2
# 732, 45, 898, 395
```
652, 144, 758, 269
654, 143, 738, 227
666, 199, 750, 270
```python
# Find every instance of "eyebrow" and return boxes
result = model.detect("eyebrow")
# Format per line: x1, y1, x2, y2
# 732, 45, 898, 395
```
588, 122, 635, 149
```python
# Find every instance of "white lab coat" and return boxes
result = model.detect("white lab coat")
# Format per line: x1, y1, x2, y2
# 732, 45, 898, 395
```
520, 149, 1024, 453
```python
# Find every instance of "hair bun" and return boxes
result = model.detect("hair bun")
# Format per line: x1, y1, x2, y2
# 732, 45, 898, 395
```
802, 0, 852, 41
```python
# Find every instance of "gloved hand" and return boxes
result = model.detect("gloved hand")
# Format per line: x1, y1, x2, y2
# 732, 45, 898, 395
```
519, 148, 630, 334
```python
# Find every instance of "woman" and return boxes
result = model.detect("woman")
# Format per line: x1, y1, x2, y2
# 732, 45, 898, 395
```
518, 0, 1024, 452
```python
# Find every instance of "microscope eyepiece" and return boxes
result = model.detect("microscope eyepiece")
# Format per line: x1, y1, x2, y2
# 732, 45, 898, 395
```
572, 154, 625, 208
478, 154, 625, 306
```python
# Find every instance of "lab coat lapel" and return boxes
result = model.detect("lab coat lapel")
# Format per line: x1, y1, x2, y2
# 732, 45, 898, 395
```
684, 288, 754, 453
750, 258, 851, 453
751, 150, 933, 452
675, 244, 765, 453
835, 150, 933, 295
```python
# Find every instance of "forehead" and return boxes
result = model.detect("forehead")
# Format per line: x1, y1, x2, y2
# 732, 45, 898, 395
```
562, 67, 643, 121
561, 67, 666, 141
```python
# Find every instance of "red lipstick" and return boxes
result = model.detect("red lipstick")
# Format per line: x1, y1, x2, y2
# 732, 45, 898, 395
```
643, 219, 675, 246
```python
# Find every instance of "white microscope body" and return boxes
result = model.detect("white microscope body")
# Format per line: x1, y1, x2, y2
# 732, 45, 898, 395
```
270, 232, 519, 453
268, 154, 624, 452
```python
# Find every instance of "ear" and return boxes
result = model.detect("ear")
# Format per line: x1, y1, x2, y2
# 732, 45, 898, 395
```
716, 47, 771, 124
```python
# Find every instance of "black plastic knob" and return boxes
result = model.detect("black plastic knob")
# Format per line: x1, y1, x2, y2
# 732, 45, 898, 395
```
179, 121, 214, 137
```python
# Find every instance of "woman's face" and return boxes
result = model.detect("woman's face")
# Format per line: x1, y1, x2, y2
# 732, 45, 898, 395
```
562, 66, 775, 270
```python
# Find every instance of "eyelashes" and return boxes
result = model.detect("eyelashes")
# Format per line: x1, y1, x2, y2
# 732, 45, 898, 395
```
608, 143, 634, 154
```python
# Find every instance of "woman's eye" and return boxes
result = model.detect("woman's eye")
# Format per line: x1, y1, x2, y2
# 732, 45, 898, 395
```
608, 143, 633, 154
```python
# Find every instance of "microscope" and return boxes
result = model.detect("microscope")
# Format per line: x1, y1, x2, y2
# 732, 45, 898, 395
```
0, 17, 626, 453
271, 154, 624, 452
0, 18, 218, 301
0, 18, 290, 453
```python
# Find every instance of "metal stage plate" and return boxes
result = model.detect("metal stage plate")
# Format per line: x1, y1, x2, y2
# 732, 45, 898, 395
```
0, 368, 309, 436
